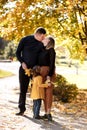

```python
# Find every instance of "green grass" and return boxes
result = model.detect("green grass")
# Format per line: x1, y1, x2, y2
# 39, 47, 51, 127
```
0, 69, 14, 78
62, 73, 87, 89
56, 60, 87, 89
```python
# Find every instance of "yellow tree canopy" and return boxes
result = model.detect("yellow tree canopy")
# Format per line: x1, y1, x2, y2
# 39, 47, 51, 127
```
0, 0, 87, 60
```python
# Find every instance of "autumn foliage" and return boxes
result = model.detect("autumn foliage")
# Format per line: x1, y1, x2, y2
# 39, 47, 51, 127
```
0, 0, 87, 60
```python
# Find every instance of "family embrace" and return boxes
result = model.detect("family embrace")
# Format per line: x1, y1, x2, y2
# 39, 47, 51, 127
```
16, 27, 56, 121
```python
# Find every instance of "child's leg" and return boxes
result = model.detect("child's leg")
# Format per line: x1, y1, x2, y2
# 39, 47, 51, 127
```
33, 100, 36, 117
33, 99, 41, 118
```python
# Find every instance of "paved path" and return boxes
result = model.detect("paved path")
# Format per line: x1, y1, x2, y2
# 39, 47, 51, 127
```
0, 62, 66, 130
0, 76, 65, 130
0, 62, 87, 130
0, 76, 87, 130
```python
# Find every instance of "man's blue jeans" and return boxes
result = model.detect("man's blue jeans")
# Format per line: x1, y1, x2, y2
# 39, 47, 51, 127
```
33, 99, 41, 117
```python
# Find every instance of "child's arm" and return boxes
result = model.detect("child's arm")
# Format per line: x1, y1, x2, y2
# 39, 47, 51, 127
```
39, 83, 48, 88
39, 77, 51, 88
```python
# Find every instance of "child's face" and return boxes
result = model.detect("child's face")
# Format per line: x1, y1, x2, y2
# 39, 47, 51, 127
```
42, 37, 50, 47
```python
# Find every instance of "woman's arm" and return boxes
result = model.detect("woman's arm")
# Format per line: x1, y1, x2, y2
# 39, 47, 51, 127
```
48, 48, 56, 77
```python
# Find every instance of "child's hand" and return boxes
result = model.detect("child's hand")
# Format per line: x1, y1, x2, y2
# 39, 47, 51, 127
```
48, 82, 51, 87
45, 79, 51, 87
47, 76, 51, 80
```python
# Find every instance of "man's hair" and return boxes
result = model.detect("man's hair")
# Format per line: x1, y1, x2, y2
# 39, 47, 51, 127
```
35, 27, 46, 34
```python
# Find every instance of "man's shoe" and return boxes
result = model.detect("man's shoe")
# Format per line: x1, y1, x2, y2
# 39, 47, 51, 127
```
16, 111, 24, 116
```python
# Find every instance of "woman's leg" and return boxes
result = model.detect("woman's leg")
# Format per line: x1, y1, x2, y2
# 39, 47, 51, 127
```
45, 74, 55, 114
43, 84, 54, 121
45, 84, 53, 114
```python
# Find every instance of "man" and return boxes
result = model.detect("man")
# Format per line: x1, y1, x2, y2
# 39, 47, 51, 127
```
16, 27, 46, 115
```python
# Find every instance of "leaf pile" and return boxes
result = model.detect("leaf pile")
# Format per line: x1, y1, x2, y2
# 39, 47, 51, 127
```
53, 90, 87, 118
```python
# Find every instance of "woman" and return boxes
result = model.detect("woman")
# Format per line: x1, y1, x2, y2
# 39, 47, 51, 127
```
38, 36, 56, 121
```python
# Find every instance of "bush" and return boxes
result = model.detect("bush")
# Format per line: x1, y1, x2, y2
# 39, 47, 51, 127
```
53, 74, 78, 102
54, 74, 67, 86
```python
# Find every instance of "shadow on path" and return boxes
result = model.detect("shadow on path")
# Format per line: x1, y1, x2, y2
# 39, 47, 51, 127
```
23, 115, 65, 130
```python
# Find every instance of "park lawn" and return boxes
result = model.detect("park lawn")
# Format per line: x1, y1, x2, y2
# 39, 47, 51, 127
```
62, 73, 87, 89
56, 60, 87, 90
0, 69, 14, 78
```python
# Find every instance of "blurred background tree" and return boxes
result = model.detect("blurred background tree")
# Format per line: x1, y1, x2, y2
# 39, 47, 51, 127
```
3, 41, 17, 60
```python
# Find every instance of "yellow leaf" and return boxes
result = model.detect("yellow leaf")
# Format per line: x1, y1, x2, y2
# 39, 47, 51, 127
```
25, 69, 32, 77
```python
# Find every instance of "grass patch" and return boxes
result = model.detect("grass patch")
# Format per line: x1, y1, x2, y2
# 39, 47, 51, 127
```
62, 74, 87, 89
0, 69, 14, 78
56, 63, 87, 89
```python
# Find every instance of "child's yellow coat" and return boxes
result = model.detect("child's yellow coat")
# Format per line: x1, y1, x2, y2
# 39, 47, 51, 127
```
31, 76, 45, 100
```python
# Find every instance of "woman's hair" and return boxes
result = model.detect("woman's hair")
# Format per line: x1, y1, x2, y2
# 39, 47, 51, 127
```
32, 65, 41, 77
46, 36, 55, 49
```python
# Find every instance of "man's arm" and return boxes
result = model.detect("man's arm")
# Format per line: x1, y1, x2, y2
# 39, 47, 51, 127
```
16, 38, 25, 63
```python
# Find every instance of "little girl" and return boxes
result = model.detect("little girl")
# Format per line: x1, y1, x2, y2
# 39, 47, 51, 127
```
30, 65, 48, 119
